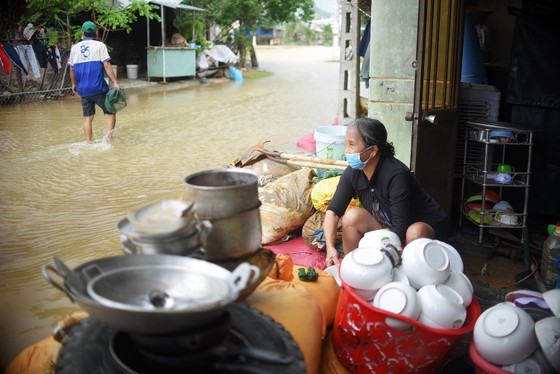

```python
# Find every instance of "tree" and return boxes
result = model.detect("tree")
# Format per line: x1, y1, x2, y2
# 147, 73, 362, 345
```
193, 0, 314, 68
26, 0, 160, 47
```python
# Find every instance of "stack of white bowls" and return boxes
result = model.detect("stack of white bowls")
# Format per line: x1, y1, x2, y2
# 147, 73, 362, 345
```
338, 235, 474, 332
473, 289, 560, 373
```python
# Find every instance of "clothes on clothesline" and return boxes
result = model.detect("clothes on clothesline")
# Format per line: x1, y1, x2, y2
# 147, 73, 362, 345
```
51, 46, 61, 71
0, 42, 62, 76
16, 44, 41, 78
32, 44, 48, 68
2, 44, 28, 76
358, 19, 371, 88
0, 45, 11, 74
358, 19, 371, 57
360, 43, 370, 89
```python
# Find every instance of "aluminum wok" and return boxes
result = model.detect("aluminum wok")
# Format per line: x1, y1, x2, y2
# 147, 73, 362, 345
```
42, 254, 260, 335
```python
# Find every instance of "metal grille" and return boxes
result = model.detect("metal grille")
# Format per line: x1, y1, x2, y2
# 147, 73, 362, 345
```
0, 49, 72, 105
454, 86, 501, 176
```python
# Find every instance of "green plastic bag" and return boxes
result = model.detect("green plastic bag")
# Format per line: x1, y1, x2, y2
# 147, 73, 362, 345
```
105, 87, 127, 113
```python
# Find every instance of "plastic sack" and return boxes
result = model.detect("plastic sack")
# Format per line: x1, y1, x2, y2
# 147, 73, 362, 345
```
244, 158, 299, 187
105, 88, 127, 113
302, 210, 343, 251
260, 168, 317, 244
311, 176, 361, 213
228, 66, 243, 81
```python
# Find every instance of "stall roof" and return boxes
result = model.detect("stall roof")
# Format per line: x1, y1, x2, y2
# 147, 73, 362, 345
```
148, 0, 205, 12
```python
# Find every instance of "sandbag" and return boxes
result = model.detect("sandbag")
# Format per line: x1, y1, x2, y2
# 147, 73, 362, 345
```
246, 277, 323, 374
244, 158, 299, 187
260, 168, 317, 244
291, 266, 340, 338
302, 210, 342, 251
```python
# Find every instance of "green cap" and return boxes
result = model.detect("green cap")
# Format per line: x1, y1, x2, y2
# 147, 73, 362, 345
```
82, 21, 96, 34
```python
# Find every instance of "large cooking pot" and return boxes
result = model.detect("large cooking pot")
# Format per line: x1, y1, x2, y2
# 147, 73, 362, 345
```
183, 168, 260, 219
42, 255, 260, 335
203, 205, 262, 260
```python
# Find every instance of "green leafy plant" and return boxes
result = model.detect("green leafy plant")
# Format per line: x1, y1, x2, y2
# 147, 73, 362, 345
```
26, 0, 160, 47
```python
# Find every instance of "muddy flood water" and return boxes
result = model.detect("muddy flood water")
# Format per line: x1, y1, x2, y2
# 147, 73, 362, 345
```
0, 45, 340, 368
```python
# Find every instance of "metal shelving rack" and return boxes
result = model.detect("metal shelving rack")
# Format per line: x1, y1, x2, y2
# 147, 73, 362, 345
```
459, 120, 534, 269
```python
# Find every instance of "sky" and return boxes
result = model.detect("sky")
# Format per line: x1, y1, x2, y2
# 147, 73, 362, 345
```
314, 0, 336, 13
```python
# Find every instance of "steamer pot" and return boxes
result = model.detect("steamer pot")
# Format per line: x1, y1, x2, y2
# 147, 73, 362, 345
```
183, 168, 260, 219
203, 206, 262, 260
42, 255, 260, 335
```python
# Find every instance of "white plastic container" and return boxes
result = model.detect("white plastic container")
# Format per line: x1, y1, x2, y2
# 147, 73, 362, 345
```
314, 126, 347, 161
126, 64, 138, 80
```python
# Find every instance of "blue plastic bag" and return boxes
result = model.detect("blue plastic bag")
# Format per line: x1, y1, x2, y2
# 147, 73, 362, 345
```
228, 66, 243, 81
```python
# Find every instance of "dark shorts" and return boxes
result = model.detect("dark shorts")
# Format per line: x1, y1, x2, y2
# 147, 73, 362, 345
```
81, 93, 115, 117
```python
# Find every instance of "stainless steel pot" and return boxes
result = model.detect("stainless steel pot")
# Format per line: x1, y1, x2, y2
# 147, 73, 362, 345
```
203, 205, 262, 260
117, 215, 201, 242
183, 168, 260, 219
118, 218, 211, 257
42, 255, 260, 335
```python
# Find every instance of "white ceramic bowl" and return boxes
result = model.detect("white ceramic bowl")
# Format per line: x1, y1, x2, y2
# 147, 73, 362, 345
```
401, 238, 451, 289
392, 267, 410, 285
373, 281, 421, 331
339, 247, 393, 291
417, 284, 466, 330
543, 289, 560, 317
442, 270, 474, 307
433, 240, 464, 273
473, 302, 538, 366
352, 287, 378, 301
534, 316, 560, 372
501, 351, 546, 374
359, 229, 402, 250
324, 265, 341, 286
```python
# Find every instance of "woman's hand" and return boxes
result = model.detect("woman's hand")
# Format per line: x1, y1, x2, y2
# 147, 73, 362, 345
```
325, 246, 339, 267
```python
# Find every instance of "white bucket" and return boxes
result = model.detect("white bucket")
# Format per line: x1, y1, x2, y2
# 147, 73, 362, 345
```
111, 65, 117, 78
314, 126, 347, 161
126, 64, 138, 80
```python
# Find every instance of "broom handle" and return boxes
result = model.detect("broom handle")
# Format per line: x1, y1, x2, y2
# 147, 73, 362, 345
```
279, 153, 348, 166
286, 160, 347, 170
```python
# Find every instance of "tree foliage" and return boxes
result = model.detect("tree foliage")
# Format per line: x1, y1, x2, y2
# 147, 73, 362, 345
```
192, 0, 314, 67
26, 0, 160, 46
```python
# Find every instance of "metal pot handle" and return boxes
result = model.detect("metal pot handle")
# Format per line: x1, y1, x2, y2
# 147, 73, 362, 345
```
197, 219, 212, 243
42, 263, 75, 302
228, 262, 260, 294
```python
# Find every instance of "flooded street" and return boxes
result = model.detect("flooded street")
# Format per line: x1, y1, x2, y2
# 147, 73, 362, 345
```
0, 45, 340, 367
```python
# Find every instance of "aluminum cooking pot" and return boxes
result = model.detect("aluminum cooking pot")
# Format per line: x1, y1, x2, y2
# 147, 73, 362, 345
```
42, 255, 260, 335
203, 205, 262, 260
182, 168, 260, 219
118, 217, 211, 257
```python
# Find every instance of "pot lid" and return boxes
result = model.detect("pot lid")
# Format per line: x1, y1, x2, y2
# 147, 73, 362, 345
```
127, 199, 195, 235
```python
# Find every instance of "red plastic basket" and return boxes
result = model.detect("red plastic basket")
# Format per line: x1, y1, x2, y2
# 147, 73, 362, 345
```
469, 340, 510, 374
332, 283, 481, 373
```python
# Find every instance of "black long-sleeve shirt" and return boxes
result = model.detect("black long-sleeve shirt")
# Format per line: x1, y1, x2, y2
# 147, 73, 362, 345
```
327, 156, 449, 243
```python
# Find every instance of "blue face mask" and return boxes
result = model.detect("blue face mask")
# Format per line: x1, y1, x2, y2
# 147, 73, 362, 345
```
346, 147, 372, 170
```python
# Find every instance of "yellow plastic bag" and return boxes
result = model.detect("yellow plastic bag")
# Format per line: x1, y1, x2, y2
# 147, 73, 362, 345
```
310, 176, 361, 213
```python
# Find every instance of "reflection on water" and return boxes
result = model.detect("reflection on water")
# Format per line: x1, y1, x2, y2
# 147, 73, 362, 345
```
0, 45, 339, 367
